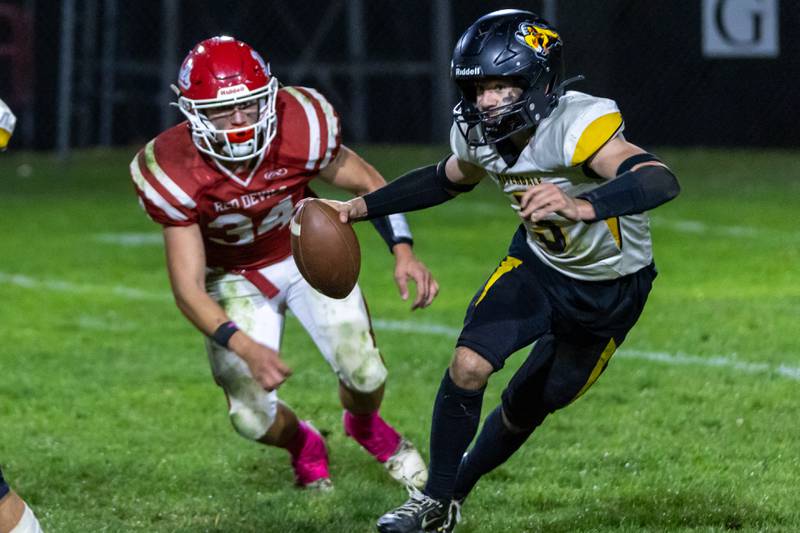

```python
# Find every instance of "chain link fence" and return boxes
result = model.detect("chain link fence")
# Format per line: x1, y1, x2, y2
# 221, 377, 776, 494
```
1, 0, 796, 153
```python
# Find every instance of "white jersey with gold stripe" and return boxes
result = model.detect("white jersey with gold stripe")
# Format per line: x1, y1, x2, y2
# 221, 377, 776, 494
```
451, 90, 653, 281
0, 97, 16, 150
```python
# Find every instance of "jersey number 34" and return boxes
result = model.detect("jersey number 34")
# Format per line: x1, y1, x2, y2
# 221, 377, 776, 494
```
207, 197, 294, 245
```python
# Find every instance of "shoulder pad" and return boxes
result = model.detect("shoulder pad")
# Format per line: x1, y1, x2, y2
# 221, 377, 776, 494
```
534, 91, 623, 168
0, 98, 16, 149
129, 126, 200, 226
562, 92, 623, 166
449, 122, 475, 164
276, 87, 341, 172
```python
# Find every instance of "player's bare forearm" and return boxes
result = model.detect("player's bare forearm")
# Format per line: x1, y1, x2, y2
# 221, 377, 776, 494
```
163, 225, 232, 335
318, 145, 386, 196
163, 225, 260, 361
391, 242, 414, 260
163, 225, 290, 389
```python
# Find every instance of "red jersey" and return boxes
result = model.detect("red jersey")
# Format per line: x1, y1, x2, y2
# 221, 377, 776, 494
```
131, 86, 341, 271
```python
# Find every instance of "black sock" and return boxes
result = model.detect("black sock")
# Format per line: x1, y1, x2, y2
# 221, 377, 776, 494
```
424, 370, 485, 501
452, 405, 534, 501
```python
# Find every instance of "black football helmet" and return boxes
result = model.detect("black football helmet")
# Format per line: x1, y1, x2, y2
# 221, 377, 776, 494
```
452, 9, 579, 147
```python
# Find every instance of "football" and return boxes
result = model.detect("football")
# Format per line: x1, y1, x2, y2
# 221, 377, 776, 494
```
290, 199, 361, 299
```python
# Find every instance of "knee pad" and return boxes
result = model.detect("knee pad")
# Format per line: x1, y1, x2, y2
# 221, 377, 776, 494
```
229, 405, 275, 441
227, 388, 279, 441
333, 334, 387, 393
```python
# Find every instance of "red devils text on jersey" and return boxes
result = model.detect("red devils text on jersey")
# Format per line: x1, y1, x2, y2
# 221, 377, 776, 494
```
130, 86, 341, 271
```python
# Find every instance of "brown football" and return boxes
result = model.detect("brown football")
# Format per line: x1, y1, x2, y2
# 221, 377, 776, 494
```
290, 199, 361, 299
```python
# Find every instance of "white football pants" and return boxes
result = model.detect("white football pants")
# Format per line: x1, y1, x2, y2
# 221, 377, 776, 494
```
204, 255, 387, 440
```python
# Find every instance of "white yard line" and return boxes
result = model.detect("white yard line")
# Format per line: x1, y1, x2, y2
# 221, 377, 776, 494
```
2, 271, 798, 381
0, 271, 169, 301
92, 212, 791, 249
93, 233, 163, 246
372, 318, 800, 381
648, 216, 764, 239
371, 318, 461, 337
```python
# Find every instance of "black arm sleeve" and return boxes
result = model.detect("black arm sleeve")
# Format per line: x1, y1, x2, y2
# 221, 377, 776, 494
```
576, 164, 680, 222
362, 157, 476, 220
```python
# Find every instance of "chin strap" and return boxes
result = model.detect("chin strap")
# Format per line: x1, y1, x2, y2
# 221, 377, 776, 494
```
539, 74, 585, 123
553, 75, 586, 98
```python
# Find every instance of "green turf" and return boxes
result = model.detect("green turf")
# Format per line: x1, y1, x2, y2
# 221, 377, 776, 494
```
0, 146, 798, 532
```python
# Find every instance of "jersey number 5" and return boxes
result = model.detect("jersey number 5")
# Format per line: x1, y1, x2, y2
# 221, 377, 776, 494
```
207, 197, 294, 245
531, 220, 567, 253
511, 190, 567, 253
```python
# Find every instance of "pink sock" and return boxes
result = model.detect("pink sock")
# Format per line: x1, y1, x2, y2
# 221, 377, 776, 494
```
344, 410, 401, 463
285, 420, 311, 459
286, 420, 329, 486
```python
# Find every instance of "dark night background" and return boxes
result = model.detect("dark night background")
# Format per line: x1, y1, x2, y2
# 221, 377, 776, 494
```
1, 0, 796, 150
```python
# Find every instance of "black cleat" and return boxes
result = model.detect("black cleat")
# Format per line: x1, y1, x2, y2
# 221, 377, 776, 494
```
376, 486, 447, 533
434, 499, 462, 533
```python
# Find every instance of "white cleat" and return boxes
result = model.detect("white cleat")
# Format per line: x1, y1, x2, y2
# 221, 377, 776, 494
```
303, 477, 334, 493
384, 438, 428, 489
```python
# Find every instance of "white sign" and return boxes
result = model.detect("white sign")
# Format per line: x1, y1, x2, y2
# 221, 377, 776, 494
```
703, 0, 779, 58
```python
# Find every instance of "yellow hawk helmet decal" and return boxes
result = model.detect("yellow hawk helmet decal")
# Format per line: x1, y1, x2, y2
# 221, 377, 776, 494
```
515, 23, 561, 59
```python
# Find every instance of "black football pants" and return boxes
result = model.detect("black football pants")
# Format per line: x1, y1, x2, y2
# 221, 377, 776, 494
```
456, 225, 656, 430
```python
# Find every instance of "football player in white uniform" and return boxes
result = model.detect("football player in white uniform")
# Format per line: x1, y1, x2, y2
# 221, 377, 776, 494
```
0, 98, 17, 151
330, 9, 680, 532
1, 98, 44, 533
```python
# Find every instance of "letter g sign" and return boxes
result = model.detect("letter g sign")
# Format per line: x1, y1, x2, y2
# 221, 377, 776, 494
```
702, 0, 779, 57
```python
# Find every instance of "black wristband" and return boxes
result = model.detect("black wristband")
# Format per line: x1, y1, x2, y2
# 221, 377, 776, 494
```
370, 214, 413, 252
211, 321, 239, 348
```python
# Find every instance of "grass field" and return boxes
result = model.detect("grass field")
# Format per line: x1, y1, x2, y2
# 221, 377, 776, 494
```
1, 146, 798, 532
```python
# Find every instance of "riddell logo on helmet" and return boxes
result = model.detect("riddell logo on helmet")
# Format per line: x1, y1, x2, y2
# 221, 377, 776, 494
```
455, 65, 483, 77
217, 84, 250, 98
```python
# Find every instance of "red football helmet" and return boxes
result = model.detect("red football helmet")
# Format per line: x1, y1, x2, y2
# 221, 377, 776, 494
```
174, 36, 278, 163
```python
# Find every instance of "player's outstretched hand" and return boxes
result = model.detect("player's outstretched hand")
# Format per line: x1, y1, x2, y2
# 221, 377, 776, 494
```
393, 244, 440, 310
234, 337, 292, 391
319, 198, 368, 224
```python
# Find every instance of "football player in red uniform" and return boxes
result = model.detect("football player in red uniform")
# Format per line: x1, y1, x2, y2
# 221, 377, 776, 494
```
130, 37, 436, 490
1, 98, 45, 533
